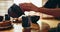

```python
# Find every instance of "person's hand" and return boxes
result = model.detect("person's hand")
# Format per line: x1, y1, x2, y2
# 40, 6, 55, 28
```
19, 3, 38, 12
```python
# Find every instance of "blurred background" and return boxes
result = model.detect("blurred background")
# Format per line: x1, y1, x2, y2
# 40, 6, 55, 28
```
0, 0, 13, 16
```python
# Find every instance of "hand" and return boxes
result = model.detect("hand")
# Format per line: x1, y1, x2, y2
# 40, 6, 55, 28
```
19, 3, 38, 12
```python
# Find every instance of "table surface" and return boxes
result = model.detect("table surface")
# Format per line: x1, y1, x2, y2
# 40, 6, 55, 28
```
0, 19, 59, 32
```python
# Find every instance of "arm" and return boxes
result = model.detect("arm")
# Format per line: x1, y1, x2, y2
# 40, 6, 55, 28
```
19, 3, 60, 17
38, 8, 60, 17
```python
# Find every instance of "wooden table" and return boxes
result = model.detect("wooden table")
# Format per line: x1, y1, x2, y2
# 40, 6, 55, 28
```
0, 19, 59, 32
